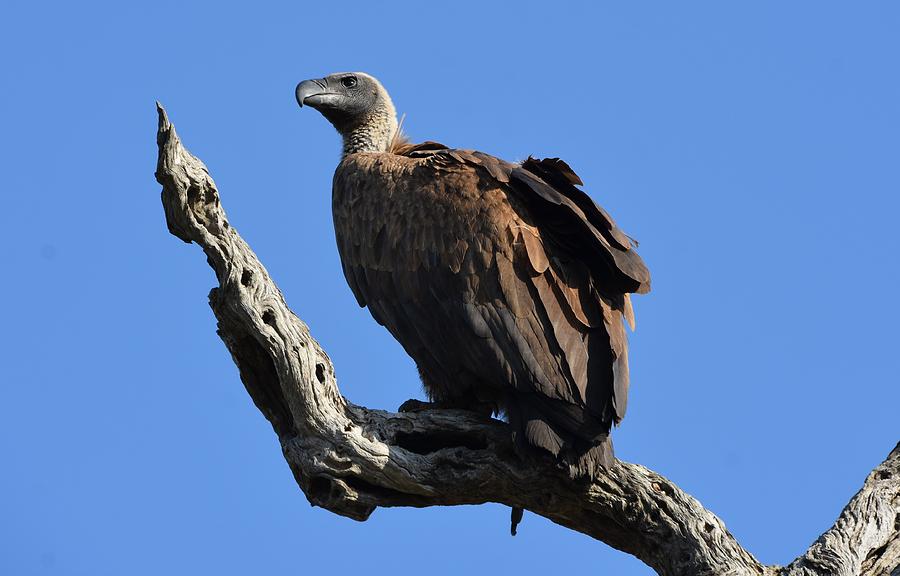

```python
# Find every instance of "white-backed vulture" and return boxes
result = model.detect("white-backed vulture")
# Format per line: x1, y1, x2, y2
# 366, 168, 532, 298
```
296, 72, 650, 477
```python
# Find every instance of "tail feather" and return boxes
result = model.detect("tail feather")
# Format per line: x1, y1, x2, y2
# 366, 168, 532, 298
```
569, 436, 615, 478
508, 393, 616, 479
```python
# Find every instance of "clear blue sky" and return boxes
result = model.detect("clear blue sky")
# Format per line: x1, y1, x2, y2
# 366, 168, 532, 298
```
1, 2, 898, 574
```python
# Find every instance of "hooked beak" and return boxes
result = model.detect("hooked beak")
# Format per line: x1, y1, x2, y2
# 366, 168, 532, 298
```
295, 78, 341, 109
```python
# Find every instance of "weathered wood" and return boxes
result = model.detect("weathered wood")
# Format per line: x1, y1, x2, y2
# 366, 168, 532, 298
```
782, 446, 900, 576
154, 103, 899, 576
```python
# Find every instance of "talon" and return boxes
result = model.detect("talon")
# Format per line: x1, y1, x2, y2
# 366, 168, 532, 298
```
398, 399, 432, 413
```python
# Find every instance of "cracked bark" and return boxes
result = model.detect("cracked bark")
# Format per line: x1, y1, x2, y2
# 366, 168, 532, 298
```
154, 103, 900, 576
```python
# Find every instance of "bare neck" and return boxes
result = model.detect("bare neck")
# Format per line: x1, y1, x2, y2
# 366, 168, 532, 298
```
341, 105, 398, 156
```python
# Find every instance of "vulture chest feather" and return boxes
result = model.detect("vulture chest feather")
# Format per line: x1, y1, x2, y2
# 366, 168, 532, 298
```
333, 153, 515, 289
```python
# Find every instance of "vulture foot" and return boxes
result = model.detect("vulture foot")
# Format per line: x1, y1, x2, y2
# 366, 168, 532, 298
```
398, 398, 433, 413
398, 398, 494, 418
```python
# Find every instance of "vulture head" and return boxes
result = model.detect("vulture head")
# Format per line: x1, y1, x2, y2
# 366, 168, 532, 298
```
296, 72, 399, 155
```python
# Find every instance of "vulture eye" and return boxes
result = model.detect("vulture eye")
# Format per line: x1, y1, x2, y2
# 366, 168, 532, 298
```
341, 76, 358, 88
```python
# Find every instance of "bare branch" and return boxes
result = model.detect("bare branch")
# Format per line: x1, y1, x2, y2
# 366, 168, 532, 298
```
783, 443, 900, 576
154, 104, 898, 576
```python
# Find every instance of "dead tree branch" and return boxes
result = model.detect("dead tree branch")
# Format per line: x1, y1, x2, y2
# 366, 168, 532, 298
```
154, 104, 899, 576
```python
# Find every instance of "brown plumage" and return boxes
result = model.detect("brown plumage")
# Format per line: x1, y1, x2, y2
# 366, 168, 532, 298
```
296, 72, 650, 477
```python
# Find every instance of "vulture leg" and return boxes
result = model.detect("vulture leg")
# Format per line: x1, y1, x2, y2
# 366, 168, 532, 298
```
398, 397, 494, 417
399, 366, 496, 417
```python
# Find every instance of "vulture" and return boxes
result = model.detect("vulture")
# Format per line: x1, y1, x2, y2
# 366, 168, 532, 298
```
296, 72, 650, 477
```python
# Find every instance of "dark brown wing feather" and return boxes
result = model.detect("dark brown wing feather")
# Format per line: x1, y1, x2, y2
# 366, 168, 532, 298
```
332, 145, 650, 477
